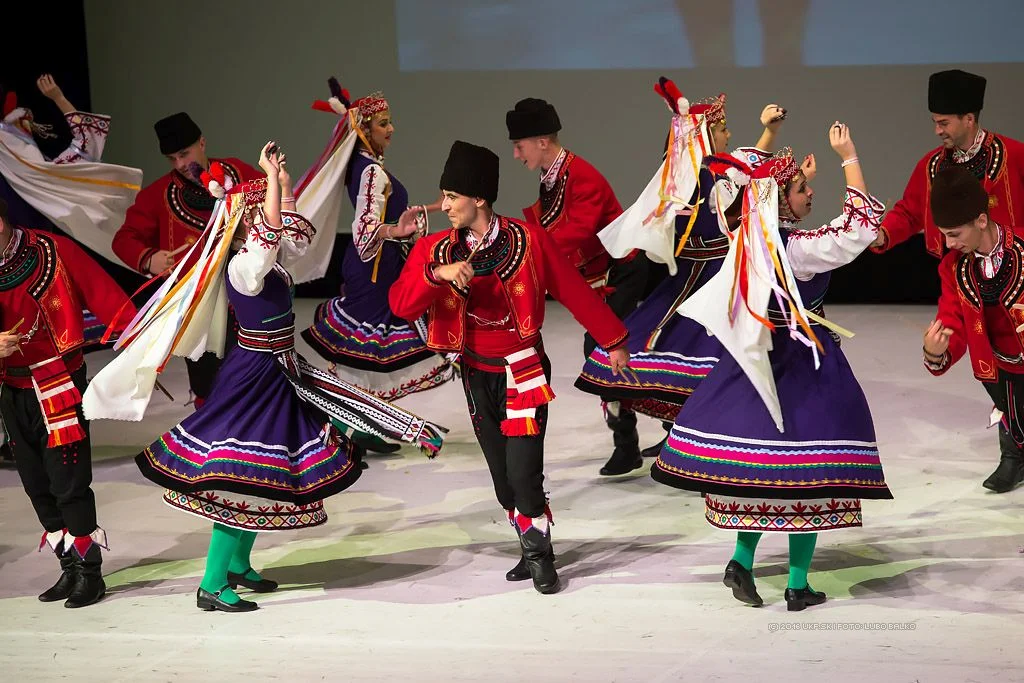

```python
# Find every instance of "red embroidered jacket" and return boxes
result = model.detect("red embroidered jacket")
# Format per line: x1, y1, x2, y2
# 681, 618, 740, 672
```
113, 157, 261, 273
522, 151, 622, 287
874, 132, 1024, 258
0, 228, 136, 388
389, 216, 628, 355
929, 226, 1024, 382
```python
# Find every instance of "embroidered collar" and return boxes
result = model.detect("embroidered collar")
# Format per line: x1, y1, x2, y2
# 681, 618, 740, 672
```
540, 147, 568, 191
463, 213, 500, 251
974, 222, 1004, 279
953, 129, 987, 164
0, 228, 24, 267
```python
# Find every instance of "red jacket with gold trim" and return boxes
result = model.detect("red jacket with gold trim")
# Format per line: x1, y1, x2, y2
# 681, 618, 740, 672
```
0, 228, 136, 387
113, 157, 261, 273
874, 132, 1024, 258
389, 215, 628, 354
930, 226, 1024, 382
522, 151, 622, 287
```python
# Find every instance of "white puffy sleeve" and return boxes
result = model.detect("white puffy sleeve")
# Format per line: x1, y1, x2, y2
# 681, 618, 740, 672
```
351, 162, 392, 262
53, 111, 111, 164
785, 187, 886, 281
228, 209, 316, 295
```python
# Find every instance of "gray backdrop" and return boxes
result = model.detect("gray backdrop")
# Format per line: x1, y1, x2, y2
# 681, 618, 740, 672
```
84, 0, 1024, 236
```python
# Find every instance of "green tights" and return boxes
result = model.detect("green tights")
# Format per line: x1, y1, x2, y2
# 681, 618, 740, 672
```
199, 523, 264, 604
730, 531, 818, 589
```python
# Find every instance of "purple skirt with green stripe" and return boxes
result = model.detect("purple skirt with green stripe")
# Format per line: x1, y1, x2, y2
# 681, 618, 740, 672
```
651, 325, 892, 501
575, 257, 722, 418
136, 344, 361, 506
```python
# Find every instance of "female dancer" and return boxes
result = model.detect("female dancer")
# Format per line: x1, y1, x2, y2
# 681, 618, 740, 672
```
652, 124, 892, 610
301, 83, 453, 420
85, 142, 445, 612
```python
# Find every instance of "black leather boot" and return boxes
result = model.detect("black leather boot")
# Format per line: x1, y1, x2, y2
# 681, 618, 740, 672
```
600, 405, 643, 475
520, 526, 560, 594
983, 429, 1024, 493
506, 555, 531, 581
38, 544, 76, 603
65, 544, 106, 608
506, 511, 551, 581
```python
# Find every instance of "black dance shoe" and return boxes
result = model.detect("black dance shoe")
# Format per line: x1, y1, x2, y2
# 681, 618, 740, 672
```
228, 569, 279, 593
197, 587, 259, 613
784, 586, 827, 612
722, 560, 763, 607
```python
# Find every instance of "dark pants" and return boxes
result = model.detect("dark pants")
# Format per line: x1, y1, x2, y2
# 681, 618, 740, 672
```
0, 365, 97, 536
583, 254, 650, 358
983, 371, 1024, 452
462, 356, 552, 518
185, 307, 238, 400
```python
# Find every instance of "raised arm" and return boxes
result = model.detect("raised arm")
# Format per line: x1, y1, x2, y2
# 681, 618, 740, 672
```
753, 103, 786, 153
785, 123, 885, 280
227, 142, 285, 296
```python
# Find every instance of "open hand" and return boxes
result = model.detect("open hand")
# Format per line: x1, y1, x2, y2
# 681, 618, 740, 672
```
393, 207, 426, 238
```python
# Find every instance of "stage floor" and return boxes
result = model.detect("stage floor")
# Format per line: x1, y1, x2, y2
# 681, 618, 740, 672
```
1, 302, 1022, 682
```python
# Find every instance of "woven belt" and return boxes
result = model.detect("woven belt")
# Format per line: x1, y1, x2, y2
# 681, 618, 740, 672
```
677, 235, 729, 261
236, 325, 295, 354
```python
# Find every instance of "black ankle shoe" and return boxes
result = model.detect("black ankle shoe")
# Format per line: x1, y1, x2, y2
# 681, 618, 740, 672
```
228, 569, 279, 593
640, 437, 667, 459
785, 586, 827, 611
982, 456, 1024, 493
722, 560, 763, 607
197, 587, 259, 612
39, 554, 76, 602
599, 447, 644, 476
